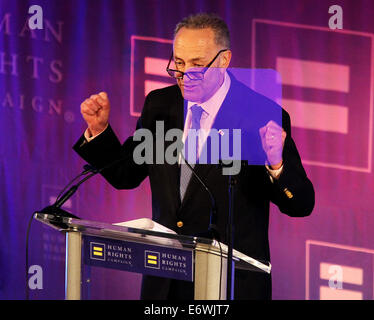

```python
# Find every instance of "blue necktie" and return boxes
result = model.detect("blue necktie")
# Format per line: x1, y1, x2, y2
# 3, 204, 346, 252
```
180, 105, 203, 200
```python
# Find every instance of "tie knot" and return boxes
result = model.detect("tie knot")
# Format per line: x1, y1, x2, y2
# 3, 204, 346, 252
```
190, 104, 203, 130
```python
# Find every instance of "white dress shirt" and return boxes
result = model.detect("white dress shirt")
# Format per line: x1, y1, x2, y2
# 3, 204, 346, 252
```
182, 71, 231, 157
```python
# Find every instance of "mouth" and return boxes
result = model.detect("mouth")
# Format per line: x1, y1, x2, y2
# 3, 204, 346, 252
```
183, 84, 198, 91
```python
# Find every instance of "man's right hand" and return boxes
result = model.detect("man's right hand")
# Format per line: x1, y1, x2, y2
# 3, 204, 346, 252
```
80, 91, 110, 137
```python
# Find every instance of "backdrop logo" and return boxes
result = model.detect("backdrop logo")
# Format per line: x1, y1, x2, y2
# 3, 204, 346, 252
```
252, 19, 374, 172
145, 250, 160, 269
306, 240, 374, 300
0, 11, 75, 124
90, 242, 106, 261
130, 35, 174, 117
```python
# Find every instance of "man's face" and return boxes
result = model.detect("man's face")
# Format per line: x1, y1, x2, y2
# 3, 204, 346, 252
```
173, 27, 231, 103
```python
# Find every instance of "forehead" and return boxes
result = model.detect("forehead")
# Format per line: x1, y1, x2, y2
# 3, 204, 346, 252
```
173, 27, 218, 60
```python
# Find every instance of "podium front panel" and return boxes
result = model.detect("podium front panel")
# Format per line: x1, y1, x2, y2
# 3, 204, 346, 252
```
83, 235, 194, 282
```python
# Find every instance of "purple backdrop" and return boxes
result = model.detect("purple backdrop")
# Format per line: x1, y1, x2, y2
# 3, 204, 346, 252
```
1, 0, 374, 300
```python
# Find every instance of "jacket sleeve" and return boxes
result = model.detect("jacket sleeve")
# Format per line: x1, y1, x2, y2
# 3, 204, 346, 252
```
72, 94, 153, 190
268, 110, 315, 217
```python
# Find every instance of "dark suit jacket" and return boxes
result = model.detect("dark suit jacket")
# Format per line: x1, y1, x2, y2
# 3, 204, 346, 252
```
73, 75, 315, 300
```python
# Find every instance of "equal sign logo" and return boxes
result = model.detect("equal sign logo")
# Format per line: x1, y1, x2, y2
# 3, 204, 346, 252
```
306, 240, 374, 300
130, 35, 174, 117
276, 57, 349, 134
144, 250, 160, 269
252, 19, 374, 172
90, 242, 105, 261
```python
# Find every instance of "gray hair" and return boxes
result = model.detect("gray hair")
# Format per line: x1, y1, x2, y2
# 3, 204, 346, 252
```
174, 13, 231, 49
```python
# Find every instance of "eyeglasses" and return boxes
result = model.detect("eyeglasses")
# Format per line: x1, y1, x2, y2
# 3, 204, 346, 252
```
166, 49, 228, 80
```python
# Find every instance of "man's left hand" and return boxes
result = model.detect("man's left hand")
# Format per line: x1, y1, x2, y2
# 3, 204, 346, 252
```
259, 120, 287, 170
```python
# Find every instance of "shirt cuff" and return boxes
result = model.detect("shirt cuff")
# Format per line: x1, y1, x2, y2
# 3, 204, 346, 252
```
265, 163, 284, 182
84, 124, 109, 142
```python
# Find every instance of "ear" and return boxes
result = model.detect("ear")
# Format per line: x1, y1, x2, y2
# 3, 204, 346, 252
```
220, 50, 232, 68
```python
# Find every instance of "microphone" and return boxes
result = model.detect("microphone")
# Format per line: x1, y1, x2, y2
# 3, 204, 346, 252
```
180, 153, 220, 241
53, 167, 98, 209
40, 153, 131, 218
40, 164, 97, 218
82, 164, 97, 174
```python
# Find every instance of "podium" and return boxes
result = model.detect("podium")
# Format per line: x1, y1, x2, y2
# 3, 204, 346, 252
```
34, 212, 271, 300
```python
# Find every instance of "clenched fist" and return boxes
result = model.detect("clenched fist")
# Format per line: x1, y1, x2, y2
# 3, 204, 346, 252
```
80, 91, 110, 137
259, 120, 287, 169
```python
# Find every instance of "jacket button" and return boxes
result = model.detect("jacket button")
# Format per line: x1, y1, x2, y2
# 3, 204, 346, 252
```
177, 221, 184, 228
283, 188, 294, 199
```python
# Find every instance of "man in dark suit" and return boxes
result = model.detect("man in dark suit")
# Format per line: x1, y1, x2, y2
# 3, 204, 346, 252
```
74, 13, 314, 300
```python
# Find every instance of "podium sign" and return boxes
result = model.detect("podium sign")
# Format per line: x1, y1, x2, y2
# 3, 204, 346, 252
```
83, 235, 194, 281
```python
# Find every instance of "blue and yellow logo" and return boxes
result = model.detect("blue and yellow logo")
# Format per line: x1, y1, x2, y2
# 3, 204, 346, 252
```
90, 242, 105, 261
145, 251, 160, 269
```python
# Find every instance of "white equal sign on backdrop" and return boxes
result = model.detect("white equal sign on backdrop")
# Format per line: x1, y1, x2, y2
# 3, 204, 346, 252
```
130, 35, 174, 117
251, 18, 374, 172
143, 56, 171, 96
276, 57, 350, 134
306, 240, 374, 300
